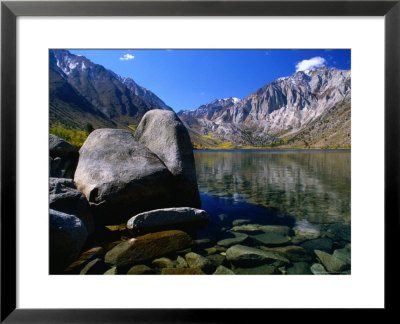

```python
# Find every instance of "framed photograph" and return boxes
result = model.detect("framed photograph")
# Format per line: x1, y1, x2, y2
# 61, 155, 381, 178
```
1, 0, 398, 321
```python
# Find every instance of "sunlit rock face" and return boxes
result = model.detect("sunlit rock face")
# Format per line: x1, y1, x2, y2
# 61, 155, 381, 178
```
178, 67, 351, 147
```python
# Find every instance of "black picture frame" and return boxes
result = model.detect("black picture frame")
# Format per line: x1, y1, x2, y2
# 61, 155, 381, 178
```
1, 0, 399, 322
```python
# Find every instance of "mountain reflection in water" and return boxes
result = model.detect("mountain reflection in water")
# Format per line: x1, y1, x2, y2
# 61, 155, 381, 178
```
194, 149, 350, 225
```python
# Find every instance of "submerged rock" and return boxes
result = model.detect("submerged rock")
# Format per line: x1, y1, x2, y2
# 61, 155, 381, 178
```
206, 254, 226, 269
126, 207, 209, 232
135, 109, 201, 208
217, 232, 248, 247
104, 267, 118, 275
104, 230, 192, 267
259, 245, 311, 262
185, 252, 214, 274
287, 262, 312, 275
213, 265, 235, 275
80, 258, 109, 275
161, 268, 205, 275
251, 233, 291, 246
234, 264, 277, 275
314, 250, 349, 273
152, 257, 176, 269
333, 245, 351, 265
310, 263, 329, 275
300, 238, 333, 253
293, 222, 321, 241
49, 209, 88, 273
226, 244, 289, 267
64, 246, 104, 273
325, 223, 351, 241
127, 265, 155, 275
232, 219, 251, 226
175, 256, 188, 268
231, 224, 290, 236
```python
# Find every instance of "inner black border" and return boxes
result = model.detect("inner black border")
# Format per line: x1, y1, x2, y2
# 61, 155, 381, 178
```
1, 1, 399, 322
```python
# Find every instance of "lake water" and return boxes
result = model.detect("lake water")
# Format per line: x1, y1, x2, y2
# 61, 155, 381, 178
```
192, 149, 351, 274
195, 149, 350, 226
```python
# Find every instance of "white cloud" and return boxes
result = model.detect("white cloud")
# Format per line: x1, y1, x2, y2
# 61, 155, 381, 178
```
120, 54, 134, 61
295, 56, 326, 72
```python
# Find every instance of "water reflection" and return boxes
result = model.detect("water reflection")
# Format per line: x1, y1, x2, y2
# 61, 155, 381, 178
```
194, 150, 351, 224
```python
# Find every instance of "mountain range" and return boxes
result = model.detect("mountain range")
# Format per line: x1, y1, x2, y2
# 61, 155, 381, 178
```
49, 49, 172, 130
178, 67, 351, 148
49, 50, 351, 149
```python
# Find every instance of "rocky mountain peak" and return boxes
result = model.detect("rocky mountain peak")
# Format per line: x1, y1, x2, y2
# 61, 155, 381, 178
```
178, 66, 351, 148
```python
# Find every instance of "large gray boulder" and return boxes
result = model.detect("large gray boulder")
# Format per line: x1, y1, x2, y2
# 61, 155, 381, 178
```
126, 207, 209, 232
49, 209, 88, 273
49, 178, 94, 234
134, 109, 201, 208
74, 129, 176, 222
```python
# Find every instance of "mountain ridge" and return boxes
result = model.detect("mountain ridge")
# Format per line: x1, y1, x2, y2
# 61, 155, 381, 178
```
49, 49, 172, 130
178, 66, 351, 149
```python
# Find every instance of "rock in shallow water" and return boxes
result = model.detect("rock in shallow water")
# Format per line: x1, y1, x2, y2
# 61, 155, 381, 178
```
234, 264, 277, 275
293, 223, 321, 241
231, 224, 290, 236
152, 257, 176, 269
185, 252, 214, 274
206, 254, 226, 269
314, 250, 349, 273
287, 262, 312, 275
213, 265, 235, 275
175, 256, 188, 268
64, 246, 104, 273
217, 232, 248, 247
310, 263, 329, 275
80, 258, 109, 275
300, 238, 333, 253
161, 268, 205, 275
104, 267, 118, 275
126, 207, 209, 232
127, 265, 155, 275
333, 245, 351, 265
325, 223, 351, 241
251, 233, 291, 246
232, 219, 251, 226
226, 244, 289, 267
259, 245, 311, 262
104, 230, 192, 267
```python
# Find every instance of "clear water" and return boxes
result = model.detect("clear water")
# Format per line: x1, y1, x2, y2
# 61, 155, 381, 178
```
195, 149, 350, 228
193, 150, 351, 254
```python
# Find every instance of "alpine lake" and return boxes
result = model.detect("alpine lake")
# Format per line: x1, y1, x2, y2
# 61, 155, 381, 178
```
190, 149, 351, 275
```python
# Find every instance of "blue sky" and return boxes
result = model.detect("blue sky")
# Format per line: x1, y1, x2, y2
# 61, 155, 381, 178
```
70, 49, 351, 112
